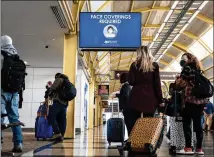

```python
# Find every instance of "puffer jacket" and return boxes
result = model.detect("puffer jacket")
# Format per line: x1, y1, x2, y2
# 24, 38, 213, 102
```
49, 74, 69, 105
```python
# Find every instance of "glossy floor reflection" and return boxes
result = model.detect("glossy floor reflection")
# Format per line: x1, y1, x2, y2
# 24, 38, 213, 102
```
21, 125, 214, 157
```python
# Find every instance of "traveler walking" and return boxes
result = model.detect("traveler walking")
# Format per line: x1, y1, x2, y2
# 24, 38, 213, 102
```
113, 73, 132, 136
48, 73, 76, 141
1, 35, 26, 152
177, 53, 211, 155
167, 75, 195, 154
127, 46, 163, 132
203, 100, 214, 131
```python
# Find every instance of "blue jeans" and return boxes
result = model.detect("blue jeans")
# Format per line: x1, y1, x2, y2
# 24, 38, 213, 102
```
48, 101, 68, 137
1, 90, 23, 145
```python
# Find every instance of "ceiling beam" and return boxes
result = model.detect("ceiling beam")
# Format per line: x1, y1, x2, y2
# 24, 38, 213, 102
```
96, 1, 112, 12
94, 52, 109, 68
76, 1, 86, 22
172, 42, 189, 53
188, 10, 213, 25
142, 36, 154, 41
159, 60, 169, 66
58, 1, 75, 31
165, 52, 176, 59
111, 55, 134, 65
87, 0, 92, 12
110, 52, 121, 58
142, 1, 156, 35
130, 0, 134, 12
182, 31, 213, 54
143, 24, 160, 28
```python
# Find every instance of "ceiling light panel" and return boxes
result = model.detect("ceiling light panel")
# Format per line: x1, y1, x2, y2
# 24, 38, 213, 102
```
149, 0, 205, 63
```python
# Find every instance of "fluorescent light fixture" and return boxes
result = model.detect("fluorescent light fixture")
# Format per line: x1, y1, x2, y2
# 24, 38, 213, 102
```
149, 42, 154, 49
153, 33, 160, 41
171, 1, 179, 9
158, 23, 166, 33
162, 48, 168, 55
198, 1, 209, 10
173, 33, 180, 42
167, 42, 173, 49
164, 10, 173, 23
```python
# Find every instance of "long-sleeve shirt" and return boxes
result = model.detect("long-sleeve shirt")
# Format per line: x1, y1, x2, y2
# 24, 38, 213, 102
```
204, 102, 214, 114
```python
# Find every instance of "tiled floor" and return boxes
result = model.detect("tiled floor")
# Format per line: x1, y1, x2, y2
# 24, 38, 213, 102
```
19, 125, 214, 157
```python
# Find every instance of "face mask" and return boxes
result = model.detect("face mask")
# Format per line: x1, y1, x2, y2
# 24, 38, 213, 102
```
180, 60, 186, 67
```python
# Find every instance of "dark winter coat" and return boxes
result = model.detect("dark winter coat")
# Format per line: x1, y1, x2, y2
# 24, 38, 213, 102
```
127, 62, 163, 114
116, 82, 132, 110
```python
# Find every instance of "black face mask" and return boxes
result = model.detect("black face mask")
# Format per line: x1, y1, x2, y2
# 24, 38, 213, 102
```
180, 60, 186, 67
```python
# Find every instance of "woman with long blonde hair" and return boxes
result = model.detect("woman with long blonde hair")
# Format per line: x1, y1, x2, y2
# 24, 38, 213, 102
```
127, 46, 163, 132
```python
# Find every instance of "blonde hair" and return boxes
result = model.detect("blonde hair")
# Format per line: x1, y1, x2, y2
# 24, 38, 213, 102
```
135, 46, 154, 72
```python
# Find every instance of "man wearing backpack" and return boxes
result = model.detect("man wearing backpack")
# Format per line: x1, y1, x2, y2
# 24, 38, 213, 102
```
48, 73, 76, 141
1, 35, 26, 152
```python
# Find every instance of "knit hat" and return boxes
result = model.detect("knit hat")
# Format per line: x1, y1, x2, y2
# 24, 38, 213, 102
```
1, 35, 13, 48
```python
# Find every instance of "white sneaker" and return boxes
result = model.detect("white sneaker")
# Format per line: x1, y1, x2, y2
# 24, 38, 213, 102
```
195, 149, 204, 156
176, 147, 194, 155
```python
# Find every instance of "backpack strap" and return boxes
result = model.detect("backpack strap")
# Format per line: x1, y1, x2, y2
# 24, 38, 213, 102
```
1, 50, 19, 59
1, 50, 9, 57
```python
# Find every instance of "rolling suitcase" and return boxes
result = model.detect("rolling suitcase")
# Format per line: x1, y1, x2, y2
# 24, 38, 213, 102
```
107, 101, 125, 146
125, 107, 168, 156
35, 103, 53, 140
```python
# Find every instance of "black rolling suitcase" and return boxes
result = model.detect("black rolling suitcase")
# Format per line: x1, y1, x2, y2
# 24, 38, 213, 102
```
107, 101, 125, 146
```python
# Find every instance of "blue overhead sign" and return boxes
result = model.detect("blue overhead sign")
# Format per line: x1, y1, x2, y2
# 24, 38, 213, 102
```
79, 12, 142, 50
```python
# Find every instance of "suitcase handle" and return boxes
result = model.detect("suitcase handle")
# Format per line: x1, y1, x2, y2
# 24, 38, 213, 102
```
173, 90, 183, 122
111, 98, 120, 118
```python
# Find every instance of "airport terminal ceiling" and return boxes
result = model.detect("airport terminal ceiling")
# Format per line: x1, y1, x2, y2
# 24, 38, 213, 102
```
1, 0, 213, 94
77, 1, 213, 94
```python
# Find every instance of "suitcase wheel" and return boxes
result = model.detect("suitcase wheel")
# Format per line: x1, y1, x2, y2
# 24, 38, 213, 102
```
108, 142, 111, 145
37, 138, 39, 141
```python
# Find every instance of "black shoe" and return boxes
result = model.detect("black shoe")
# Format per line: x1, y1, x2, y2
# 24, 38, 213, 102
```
169, 146, 176, 154
12, 143, 23, 153
50, 134, 63, 142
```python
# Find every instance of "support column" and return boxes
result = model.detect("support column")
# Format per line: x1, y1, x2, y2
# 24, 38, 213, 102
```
88, 76, 95, 129
94, 96, 98, 127
63, 34, 77, 138
100, 105, 103, 126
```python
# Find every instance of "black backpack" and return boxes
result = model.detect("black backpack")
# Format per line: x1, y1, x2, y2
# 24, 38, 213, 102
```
59, 79, 77, 101
1, 50, 27, 92
192, 71, 214, 99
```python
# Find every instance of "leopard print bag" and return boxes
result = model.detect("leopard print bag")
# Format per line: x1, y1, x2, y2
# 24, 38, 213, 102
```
126, 117, 164, 154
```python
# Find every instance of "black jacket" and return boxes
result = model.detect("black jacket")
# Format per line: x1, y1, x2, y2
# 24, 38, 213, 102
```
116, 82, 131, 110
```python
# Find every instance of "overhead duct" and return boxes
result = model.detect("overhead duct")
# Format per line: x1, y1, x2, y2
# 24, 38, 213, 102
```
50, 6, 69, 29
